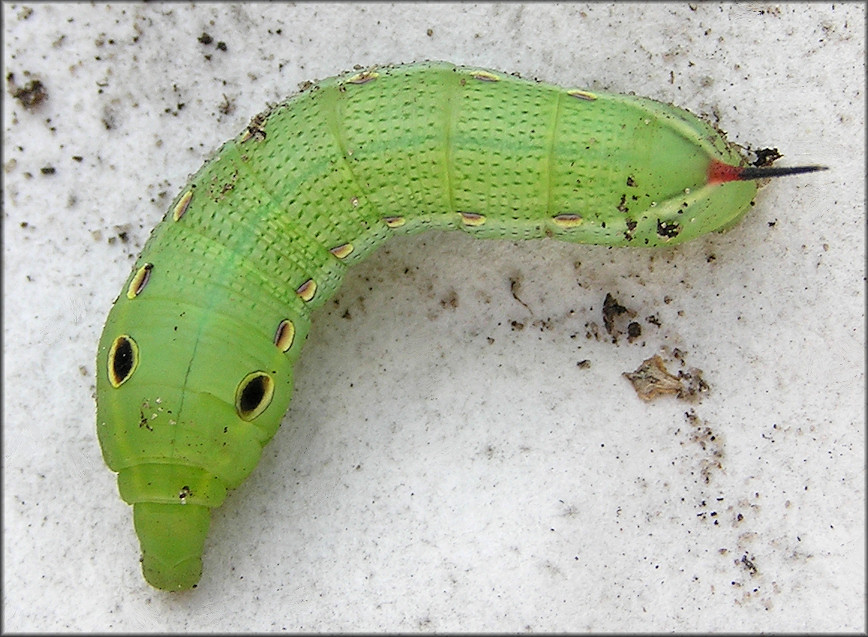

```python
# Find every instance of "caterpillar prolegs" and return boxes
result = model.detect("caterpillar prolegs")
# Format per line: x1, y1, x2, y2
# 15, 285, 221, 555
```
95, 61, 823, 590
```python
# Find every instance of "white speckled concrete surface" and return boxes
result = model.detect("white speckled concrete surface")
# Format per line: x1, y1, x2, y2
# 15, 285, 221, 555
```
3, 2, 864, 632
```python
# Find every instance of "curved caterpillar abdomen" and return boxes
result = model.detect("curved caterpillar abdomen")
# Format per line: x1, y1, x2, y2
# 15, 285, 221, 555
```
95, 61, 822, 590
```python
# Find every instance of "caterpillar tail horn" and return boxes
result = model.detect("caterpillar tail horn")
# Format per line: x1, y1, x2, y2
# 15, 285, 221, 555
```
708, 160, 828, 184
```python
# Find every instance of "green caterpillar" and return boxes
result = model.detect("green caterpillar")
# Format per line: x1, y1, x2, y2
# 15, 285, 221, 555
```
96, 61, 822, 590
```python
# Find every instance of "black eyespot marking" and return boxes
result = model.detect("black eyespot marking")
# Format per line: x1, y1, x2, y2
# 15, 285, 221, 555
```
108, 335, 139, 387
235, 372, 274, 421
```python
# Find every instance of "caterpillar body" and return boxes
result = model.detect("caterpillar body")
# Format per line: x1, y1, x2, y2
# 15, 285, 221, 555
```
95, 61, 822, 590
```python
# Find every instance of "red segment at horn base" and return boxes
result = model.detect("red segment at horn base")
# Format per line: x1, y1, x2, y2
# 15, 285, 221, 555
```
707, 160, 744, 185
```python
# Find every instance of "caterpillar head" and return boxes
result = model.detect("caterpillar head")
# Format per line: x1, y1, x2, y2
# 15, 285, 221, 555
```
96, 275, 297, 590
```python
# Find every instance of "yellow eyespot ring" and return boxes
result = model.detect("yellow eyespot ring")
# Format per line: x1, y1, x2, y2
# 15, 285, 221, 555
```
235, 372, 275, 421
108, 335, 139, 387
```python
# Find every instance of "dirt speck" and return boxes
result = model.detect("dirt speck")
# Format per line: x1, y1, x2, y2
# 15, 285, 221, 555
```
623, 355, 682, 401
602, 292, 636, 341
6, 73, 48, 110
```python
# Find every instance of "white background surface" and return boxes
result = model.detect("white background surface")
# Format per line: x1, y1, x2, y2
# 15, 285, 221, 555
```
2, 2, 864, 632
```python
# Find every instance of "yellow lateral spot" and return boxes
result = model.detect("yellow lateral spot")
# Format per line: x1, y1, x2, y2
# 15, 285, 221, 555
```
553, 214, 584, 228
470, 70, 500, 82
273, 319, 295, 352
172, 190, 193, 221
329, 243, 354, 259
347, 70, 379, 84
296, 279, 317, 302
126, 263, 153, 299
567, 89, 597, 101
383, 216, 406, 228
459, 212, 486, 227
